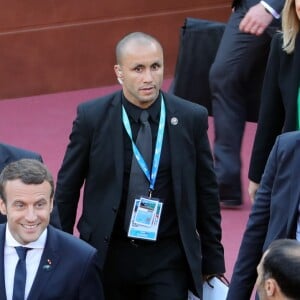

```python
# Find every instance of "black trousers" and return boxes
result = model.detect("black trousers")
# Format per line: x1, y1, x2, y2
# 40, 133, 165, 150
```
103, 236, 189, 300
209, 3, 278, 201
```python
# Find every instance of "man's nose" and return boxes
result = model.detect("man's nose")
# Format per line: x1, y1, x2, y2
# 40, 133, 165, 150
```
143, 69, 154, 82
25, 207, 38, 221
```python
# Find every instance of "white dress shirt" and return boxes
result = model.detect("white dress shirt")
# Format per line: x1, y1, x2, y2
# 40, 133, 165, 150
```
4, 226, 47, 300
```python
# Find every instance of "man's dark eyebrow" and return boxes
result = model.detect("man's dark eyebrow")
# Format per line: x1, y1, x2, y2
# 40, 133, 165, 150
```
131, 63, 144, 69
152, 61, 162, 66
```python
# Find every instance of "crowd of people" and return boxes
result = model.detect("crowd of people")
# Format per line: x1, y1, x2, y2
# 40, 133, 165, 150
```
1, 0, 300, 298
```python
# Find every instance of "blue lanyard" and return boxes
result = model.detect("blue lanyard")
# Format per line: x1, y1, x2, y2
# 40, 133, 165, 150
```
122, 96, 166, 193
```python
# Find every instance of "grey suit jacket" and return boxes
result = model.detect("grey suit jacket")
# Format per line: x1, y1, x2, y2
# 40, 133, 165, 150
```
227, 131, 300, 299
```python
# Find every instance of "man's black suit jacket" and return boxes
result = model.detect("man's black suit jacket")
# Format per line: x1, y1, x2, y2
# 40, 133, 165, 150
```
55, 90, 225, 296
0, 224, 104, 299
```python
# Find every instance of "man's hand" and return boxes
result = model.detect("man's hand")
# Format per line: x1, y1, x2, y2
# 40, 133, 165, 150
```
248, 180, 260, 203
239, 3, 273, 35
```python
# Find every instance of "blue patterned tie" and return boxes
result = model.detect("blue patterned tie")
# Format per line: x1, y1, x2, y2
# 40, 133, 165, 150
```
13, 247, 30, 300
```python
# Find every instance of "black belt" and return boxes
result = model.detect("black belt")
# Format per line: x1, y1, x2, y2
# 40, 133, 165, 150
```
111, 235, 157, 247
128, 238, 155, 247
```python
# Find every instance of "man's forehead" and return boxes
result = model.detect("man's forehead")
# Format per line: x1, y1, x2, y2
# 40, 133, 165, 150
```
5, 179, 51, 193
125, 37, 155, 47
122, 39, 161, 55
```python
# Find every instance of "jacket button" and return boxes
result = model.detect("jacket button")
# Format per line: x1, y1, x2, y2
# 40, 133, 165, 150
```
112, 206, 117, 212
104, 236, 110, 243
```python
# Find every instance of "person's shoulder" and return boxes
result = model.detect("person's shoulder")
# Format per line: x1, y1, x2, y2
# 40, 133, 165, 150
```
277, 131, 300, 146
48, 226, 96, 255
75, 90, 122, 124
0, 143, 41, 160
78, 90, 122, 110
272, 131, 300, 156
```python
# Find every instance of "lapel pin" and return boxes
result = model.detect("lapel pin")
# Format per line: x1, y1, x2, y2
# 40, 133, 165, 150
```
43, 258, 52, 271
171, 117, 178, 125
42, 264, 51, 271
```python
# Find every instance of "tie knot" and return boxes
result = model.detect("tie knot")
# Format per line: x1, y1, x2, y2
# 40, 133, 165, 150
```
15, 246, 30, 261
140, 110, 149, 124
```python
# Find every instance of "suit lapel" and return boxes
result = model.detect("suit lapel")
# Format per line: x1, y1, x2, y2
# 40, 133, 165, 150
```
27, 227, 60, 300
110, 94, 124, 191
164, 95, 183, 206
0, 225, 7, 300
287, 138, 300, 237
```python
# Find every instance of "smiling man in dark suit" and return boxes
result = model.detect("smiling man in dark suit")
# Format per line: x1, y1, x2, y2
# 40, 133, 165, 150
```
0, 159, 104, 300
0, 143, 42, 224
55, 32, 225, 299
0, 143, 60, 227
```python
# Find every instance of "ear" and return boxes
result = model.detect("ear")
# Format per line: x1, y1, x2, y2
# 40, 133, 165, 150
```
50, 197, 54, 213
0, 198, 7, 215
114, 64, 123, 77
264, 278, 276, 297
114, 65, 123, 84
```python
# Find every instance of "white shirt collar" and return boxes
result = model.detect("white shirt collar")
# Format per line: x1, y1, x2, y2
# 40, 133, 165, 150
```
5, 225, 47, 249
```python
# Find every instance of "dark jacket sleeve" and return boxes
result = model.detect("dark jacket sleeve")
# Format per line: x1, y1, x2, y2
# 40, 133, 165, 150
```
248, 33, 285, 183
263, 0, 285, 14
195, 107, 225, 274
227, 135, 281, 299
55, 102, 93, 233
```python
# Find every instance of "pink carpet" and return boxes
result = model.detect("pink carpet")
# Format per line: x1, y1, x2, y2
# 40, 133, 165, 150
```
0, 78, 257, 291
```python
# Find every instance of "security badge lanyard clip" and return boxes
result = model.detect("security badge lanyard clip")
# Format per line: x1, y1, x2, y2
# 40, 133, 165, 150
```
122, 96, 166, 241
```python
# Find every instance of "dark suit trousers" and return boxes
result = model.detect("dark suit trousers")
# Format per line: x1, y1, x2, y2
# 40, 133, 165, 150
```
209, 4, 275, 201
102, 236, 189, 300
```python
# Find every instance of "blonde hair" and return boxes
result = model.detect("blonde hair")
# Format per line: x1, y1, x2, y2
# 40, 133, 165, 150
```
282, 0, 300, 53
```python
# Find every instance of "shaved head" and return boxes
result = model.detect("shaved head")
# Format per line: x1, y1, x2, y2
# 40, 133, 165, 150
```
115, 32, 163, 65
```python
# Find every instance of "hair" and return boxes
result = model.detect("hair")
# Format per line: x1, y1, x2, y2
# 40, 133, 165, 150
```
282, 0, 300, 54
115, 32, 163, 64
0, 159, 54, 202
262, 239, 300, 299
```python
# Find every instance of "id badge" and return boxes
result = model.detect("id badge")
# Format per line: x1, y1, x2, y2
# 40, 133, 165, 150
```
128, 197, 163, 241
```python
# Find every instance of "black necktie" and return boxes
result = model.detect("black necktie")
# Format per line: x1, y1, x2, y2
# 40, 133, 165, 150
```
125, 110, 152, 231
13, 247, 30, 300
